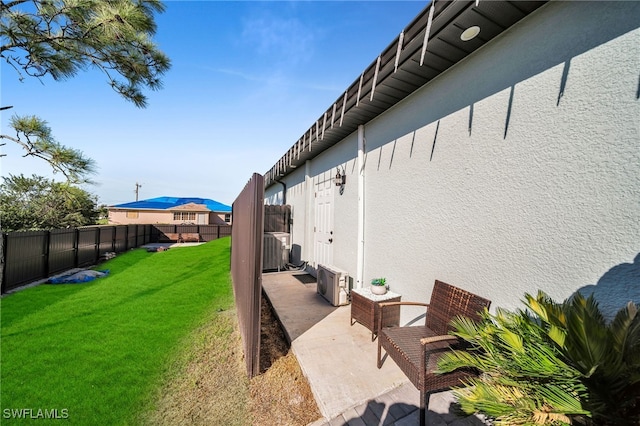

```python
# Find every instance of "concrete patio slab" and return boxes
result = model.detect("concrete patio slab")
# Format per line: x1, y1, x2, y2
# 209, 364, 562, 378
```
291, 305, 409, 420
262, 271, 488, 426
262, 271, 337, 343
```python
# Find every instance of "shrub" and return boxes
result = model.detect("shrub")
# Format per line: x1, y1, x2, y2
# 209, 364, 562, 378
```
437, 291, 640, 425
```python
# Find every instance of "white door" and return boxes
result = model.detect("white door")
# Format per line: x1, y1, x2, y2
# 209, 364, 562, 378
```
314, 171, 334, 268
197, 213, 207, 224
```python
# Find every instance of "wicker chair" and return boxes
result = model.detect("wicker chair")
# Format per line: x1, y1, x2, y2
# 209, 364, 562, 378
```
377, 280, 491, 425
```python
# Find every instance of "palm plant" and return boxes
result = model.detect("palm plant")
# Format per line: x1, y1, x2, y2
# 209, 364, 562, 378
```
526, 292, 640, 424
437, 291, 640, 425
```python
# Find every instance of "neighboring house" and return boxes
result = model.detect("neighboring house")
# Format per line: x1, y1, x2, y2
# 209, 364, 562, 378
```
109, 197, 232, 225
263, 0, 639, 317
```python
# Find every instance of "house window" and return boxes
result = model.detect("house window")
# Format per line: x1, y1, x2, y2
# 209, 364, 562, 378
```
126, 211, 139, 219
224, 214, 231, 223
173, 212, 196, 221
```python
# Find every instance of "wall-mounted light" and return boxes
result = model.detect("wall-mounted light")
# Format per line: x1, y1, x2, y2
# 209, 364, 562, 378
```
334, 167, 346, 195
460, 26, 480, 42
334, 169, 346, 187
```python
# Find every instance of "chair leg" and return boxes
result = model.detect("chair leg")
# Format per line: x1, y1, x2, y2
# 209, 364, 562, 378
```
420, 390, 432, 426
377, 340, 383, 368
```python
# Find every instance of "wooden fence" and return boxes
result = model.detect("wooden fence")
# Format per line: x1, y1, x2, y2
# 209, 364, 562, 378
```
0, 224, 231, 294
264, 204, 291, 233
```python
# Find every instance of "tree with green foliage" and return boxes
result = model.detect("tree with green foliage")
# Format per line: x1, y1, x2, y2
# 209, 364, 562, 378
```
437, 291, 640, 425
97, 203, 110, 224
0, 0, 170, 183
2, 115, 97, 184
0, 174, 99, 231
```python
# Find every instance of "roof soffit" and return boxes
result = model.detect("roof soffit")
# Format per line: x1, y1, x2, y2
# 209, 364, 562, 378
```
265, 0, 548, 187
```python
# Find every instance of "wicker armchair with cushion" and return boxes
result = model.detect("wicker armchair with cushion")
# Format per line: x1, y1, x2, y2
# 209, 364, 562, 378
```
376, 280, 491, 425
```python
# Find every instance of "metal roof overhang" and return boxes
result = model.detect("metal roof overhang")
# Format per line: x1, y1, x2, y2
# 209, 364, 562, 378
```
264, 0, 548, 187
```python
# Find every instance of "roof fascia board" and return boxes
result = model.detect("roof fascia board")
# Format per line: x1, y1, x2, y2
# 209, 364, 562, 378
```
265, 0, 548, 187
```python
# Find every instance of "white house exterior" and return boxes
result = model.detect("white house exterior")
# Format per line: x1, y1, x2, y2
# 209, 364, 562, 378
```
264, 0, 639, 317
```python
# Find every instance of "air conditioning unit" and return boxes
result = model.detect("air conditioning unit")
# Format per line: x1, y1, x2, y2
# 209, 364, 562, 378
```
263, 232, 290, 271
317, 264, 349, 306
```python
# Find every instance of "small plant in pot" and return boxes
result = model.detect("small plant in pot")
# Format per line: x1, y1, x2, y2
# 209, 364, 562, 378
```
370, 278, 387, 295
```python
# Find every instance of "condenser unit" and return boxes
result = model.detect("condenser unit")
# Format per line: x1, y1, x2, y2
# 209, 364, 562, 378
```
317, 264, 349, 306
263, 232, 290, 271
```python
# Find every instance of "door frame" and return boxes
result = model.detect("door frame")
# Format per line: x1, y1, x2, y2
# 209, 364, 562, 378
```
313, 170, 334, 269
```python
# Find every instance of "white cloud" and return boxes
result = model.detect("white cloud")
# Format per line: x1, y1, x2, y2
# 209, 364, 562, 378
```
210, 67, 342, 93
241, 13, 317, 65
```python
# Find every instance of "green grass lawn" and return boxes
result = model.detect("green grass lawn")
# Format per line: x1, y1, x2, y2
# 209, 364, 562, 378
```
1, 238, 235, 425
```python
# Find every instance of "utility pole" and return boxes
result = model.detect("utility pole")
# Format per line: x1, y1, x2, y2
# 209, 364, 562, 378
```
134, 182, 142, 201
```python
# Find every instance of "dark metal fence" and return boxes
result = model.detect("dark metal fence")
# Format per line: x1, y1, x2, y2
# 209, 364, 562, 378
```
1, 224, 231, 294
3, 230, 49, 290
49, 229, 77, 276
151, 224, 231, 242
231, 173, 264, 378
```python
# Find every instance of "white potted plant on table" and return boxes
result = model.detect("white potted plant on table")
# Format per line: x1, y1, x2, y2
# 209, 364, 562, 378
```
370, 278, 387, 295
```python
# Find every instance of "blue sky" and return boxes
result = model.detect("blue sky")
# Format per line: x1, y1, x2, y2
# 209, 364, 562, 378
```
1, 1, 427, 206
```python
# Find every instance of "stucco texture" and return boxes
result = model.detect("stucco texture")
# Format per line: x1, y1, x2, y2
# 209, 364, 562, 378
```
265, 0, 639, 318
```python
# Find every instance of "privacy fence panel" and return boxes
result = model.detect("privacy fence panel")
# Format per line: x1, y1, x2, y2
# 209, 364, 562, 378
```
127, 225, 138, 248
77, 227, 99, 268
176, 224, 198, 234
199, 225, 232, 241
152, 224, 173, 242
1, 223, 228, 293
1, 224, 154, 294
231, 173, 264, 378
264, 204, 291, 233
98, 227, 115, 257
150, 224, 231, 242
48, 229, 77, 276
114, 226, 127, 253
137, 225, 149, 245
3, 231, 48, 292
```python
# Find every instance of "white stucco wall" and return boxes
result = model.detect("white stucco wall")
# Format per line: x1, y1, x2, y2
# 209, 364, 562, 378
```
265, 134, 361, 274
265, 0, 640, 317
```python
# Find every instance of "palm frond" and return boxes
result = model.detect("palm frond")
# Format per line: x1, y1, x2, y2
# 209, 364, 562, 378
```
500, 328, 525, 353
440, 290, 640, 424
531, 409, 571, 425
449, 315, 484, 341
437, 350, 483, 373
610, 301, 639, 359
537, 384, 589, 415
562, 293, 609, 374
547, 324, 566, 348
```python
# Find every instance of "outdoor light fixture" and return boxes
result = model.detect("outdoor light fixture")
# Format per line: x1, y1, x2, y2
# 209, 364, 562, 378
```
460, 26, 480, 41
335, 168, 346, 195
334, 169, 346, 187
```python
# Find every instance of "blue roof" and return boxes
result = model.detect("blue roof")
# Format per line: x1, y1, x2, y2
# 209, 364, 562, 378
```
112, 197, 232, 212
